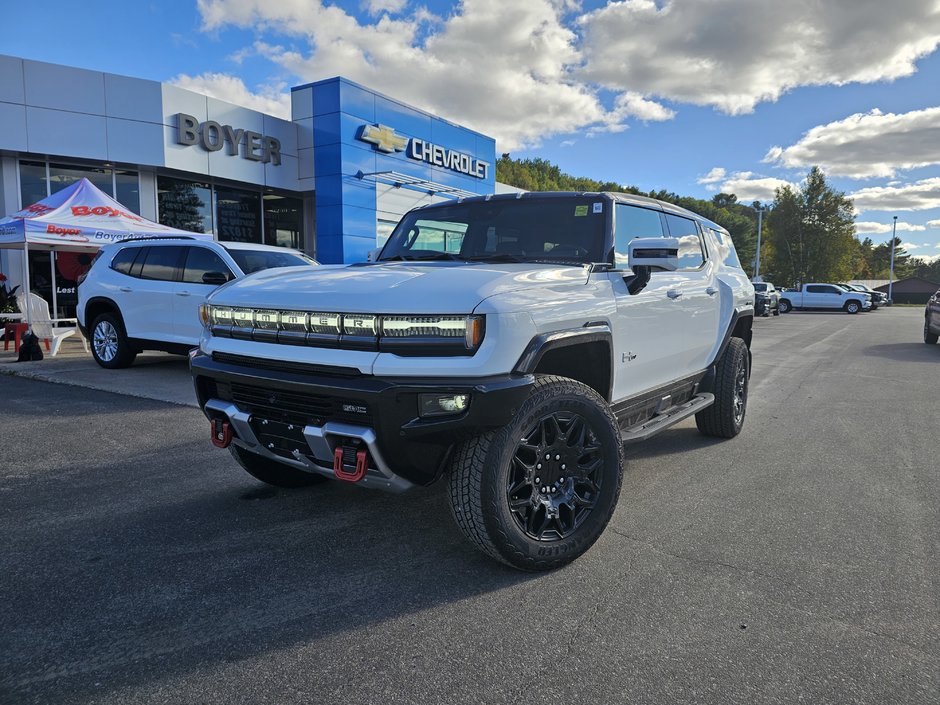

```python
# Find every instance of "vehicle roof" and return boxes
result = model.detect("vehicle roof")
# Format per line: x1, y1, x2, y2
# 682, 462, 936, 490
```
417, 190, 728, 234
105, 238, 303, 255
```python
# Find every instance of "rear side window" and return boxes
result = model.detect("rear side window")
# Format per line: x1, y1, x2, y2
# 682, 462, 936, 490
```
614, 204, 665, 268
664, 214, 705, 269
139, 246, 184, 281
707, 227, 741, 269
109, 247, 141, 276
182, 247, 234, 284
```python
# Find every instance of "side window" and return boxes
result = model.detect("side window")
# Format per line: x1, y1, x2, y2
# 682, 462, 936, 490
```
664, 214, 705, 269
806, 285, 823, 294
110, 247, 141, 276
182, 247, 234, 284
707, 227, 741, 268
139, 246, 184, 281
614, 204, 664, 268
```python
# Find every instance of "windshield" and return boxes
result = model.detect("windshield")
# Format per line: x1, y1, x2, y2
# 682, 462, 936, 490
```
378, 197, 607, 264
753, 283, 767, 292
225, 248, 318, 275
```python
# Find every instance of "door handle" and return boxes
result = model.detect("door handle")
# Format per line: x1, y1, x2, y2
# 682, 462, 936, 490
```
666, 289, 682, 299
119, 287, 132, 292
706, 286, 719, 296
175, 291, 192, 297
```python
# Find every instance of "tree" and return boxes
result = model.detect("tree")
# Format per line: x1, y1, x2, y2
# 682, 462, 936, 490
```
764, 167, 856, 286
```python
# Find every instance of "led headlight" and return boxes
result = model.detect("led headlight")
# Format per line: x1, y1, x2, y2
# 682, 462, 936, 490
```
343, 314, 377, 336
210, 306, 235, 325
232, 308, 255, 327
382, 315, 485, 349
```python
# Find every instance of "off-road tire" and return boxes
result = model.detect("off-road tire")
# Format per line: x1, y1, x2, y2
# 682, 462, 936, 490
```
925, 319, 938, 345
778, 299, 792, 314
90, 312, 137, 369
447, 375, 623, 571
844, 300, 861, 314
696, 337, 749, 439
230, 444, 330, 487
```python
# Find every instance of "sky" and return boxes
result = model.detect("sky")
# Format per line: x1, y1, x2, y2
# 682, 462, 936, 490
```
5, 0, 940, 263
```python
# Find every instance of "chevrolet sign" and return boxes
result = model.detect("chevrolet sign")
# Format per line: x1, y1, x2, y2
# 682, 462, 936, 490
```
357, 124, 490, 179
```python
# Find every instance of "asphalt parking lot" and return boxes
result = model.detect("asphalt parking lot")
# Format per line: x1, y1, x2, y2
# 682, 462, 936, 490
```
1, 308, 937, 705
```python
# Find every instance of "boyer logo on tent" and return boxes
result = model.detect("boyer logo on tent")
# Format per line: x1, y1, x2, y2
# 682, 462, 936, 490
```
70, 206, 146, 223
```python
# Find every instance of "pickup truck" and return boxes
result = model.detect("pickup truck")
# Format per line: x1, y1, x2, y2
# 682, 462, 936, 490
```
778, 283, 871, 314
190, 192, 755, 571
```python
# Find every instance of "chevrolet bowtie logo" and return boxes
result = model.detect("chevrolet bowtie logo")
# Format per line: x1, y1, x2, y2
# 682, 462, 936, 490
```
358, 124, 409, 153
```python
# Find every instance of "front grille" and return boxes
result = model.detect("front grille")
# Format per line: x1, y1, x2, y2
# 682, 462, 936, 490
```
222, 382, 372, 428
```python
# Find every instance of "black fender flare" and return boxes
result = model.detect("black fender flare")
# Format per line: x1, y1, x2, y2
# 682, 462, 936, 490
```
513, 324, 613, 400
698, 310, 753, 395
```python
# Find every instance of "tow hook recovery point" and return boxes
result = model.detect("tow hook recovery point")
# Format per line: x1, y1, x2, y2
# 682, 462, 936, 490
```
333, 444, 369, 482
211, 418, 233, 448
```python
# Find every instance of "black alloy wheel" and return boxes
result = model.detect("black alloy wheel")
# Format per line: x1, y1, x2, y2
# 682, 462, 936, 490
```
506, 411, 603, 542
448, 375, 623, 571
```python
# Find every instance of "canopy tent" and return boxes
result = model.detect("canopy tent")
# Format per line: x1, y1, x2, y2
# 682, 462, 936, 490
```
0, 178, 209, 324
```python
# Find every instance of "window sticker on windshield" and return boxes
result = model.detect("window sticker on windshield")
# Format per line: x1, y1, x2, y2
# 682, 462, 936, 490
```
574, 205, 589, 216
593, 202, 603, 214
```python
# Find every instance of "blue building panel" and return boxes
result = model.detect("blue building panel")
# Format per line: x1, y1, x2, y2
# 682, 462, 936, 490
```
302, 77, 496, 264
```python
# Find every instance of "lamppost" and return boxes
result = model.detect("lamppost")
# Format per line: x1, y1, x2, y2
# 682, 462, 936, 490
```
888, 215, 897, 303
753, 203, 764, 280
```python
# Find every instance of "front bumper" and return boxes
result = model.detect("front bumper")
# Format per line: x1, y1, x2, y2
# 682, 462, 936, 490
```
190, 351, 534, 489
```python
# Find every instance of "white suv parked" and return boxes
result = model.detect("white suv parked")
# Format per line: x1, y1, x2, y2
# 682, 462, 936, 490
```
78, 237, 317, 368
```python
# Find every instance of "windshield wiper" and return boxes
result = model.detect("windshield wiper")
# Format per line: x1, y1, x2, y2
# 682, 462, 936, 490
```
380, 252, 459, 262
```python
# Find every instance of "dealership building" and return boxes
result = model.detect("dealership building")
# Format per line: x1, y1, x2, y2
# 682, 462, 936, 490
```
0, 54, 502, 315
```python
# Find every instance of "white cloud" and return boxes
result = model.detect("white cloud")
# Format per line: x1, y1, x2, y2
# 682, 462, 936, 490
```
900, 241, 925, 251
363, 0, 407, 16
716, 171, 797, 202
913, 253, 940, 264
849, 178, 940, 212
855, 221, 926, 235
195, 0, 623, 150
578, 0, 940, 115
928, 219, 940, 228
171, 72, 291, 119
765, 107, 940, 178
193, 0, 940, 151
697, 167, 727, 189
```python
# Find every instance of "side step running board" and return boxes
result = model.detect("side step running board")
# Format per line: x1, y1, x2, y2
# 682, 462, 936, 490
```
620, 393, 715, 444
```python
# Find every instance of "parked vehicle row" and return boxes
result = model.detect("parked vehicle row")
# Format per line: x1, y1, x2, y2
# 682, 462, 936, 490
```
778, 283, 871, 314
752, 282, 780, 317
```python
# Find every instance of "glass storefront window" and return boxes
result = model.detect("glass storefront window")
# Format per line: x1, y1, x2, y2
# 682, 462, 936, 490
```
19, 161, 47, 209
216, 187, 261, 243
115, 170, 140, 214
49, 163, 113, 197
157, 177, 213, 234
263, 194, 303, 249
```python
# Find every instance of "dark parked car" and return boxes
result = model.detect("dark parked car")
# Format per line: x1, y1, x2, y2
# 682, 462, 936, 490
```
925, 289, 940, 344
842, 283, 888, 309
753, 281, 780, 316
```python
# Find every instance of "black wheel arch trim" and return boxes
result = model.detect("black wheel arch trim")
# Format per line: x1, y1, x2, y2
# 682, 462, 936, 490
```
83, 297, 124, 338
699, 310, 753, 395
513, 324, 614, 398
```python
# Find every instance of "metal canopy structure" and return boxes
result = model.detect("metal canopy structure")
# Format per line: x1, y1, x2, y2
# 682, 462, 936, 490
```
356, 170, 479, 199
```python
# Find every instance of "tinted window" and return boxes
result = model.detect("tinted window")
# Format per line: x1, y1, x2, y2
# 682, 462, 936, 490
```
806, 285, 822, 293
139, 246, 184, 281
380, 198, 607, 264
664, 214, 705, 269
614, 204, 664, 268
753, 283, 767, 292
226, 248, 317, 275
110, 247, 141, 276
182, 247, 234, 284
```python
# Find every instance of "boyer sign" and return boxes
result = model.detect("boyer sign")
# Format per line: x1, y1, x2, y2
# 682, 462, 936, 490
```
176, 113, 282, 165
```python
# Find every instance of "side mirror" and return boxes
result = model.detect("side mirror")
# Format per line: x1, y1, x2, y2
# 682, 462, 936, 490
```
202, 271, 230, 286
367, 248, 382, 262
628, 237, 680, 272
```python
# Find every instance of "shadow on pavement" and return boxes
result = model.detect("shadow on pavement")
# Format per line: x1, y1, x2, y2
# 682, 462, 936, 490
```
861, 341, 940, 362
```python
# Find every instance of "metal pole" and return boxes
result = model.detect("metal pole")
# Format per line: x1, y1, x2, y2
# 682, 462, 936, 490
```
50, 251, 58, 322
22, 239, 31, 326
754, 205, 764, 280
888, 215, 897, 303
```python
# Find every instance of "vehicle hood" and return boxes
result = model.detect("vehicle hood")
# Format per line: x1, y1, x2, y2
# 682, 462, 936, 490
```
208, 262, 589, 313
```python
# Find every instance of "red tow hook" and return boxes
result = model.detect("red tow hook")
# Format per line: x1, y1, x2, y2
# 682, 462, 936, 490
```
333, 446, 369, 482
210, 418, 233, 448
